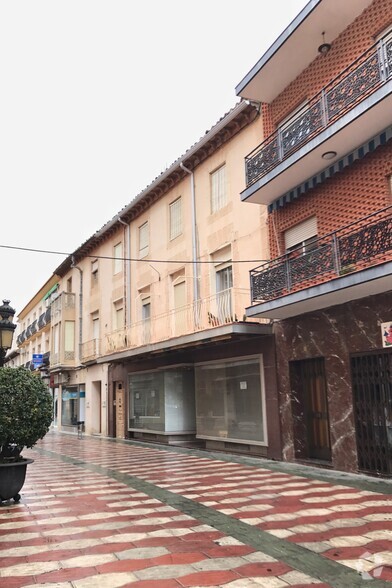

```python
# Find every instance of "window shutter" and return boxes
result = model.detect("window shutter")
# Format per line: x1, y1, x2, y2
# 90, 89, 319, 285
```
284, 216, 318, 250
169, 198, 182, 240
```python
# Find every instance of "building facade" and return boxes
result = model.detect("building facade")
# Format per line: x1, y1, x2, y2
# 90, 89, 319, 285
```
237, 0, 392, 475
17, 101, 283, 459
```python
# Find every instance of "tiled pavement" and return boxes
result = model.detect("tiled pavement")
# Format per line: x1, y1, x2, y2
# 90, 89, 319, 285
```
1, 433, 392, 587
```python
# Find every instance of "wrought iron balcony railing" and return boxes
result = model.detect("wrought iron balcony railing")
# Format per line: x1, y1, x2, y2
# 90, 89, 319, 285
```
105, 288, 267, 355
37, 307, 51, 330
245, 35, 392, 187
250, 206, 392, 303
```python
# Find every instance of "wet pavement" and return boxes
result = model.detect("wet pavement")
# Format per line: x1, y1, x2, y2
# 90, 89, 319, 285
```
1, 432, 392, 587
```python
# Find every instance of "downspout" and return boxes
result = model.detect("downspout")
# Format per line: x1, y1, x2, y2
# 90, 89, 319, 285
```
117, 217, 131, 327
180, 162, 199, 303
71, 256, 83, 364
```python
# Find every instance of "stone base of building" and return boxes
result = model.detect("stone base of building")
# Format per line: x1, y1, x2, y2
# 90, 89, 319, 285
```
203, 438, 268, 457
128, 430, 198, 446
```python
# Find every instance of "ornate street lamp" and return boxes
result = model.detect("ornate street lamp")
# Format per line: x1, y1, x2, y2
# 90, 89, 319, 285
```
0, 300, 17, 368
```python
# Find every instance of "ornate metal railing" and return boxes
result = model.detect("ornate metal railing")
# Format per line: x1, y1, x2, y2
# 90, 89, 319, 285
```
245, 35, 392, 186
250, 206, 392, 302
38, 307, 51, 330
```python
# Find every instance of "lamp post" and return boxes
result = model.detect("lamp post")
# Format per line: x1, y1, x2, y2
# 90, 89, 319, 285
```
0, 300, 16, 368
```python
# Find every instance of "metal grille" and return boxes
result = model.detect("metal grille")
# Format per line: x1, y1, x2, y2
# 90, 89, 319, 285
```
351, 352, 392, 476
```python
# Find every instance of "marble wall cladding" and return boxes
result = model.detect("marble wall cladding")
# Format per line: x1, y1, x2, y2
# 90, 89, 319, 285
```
274, 291, 392, 473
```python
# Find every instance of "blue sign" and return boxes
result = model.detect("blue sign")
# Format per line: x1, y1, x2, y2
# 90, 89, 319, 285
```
32, 354, 43, 367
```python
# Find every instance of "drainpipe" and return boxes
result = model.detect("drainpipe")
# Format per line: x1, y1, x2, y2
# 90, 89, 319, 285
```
180, 162, 199, 303
71, 256, 83, 364
117, 217, 131, 327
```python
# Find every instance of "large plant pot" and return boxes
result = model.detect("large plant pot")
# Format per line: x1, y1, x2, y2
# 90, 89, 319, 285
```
0, 458, 34, 503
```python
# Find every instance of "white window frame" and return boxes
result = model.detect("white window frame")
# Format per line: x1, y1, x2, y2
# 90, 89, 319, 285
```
210, 164, 227, 213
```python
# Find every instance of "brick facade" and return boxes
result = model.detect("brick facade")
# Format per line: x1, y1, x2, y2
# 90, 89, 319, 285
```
268, 142, 392, 258
267, 0, 392, 128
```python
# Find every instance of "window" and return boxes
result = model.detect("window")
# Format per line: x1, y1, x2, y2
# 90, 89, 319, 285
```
142, 298, 151, 321
195, 357, 266, 444
169, 197, 182, 240
210, 164, 227, 213
113, 301, 124, 331
91, 259, 99, 285
129, 372, 163, 427
113, 242, 123, 275
92, 312, 100, 355
139, 222, 149, 258
210, 246, 233, 324
216, 266, 233, 293
284, 216, 318, 254
67, 278, 72, 293
141, 297, 151, 344
64, 321, 75, 355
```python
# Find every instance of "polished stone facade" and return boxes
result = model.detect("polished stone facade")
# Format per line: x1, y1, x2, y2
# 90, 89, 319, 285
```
274, 291, 392, 473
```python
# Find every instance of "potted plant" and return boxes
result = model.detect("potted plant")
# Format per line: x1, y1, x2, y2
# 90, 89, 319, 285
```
0, 366, 53, 503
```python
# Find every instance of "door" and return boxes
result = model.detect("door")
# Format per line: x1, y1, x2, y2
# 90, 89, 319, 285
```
93, 316, 100, 355
351, 352, 392, 476
215, 265, 233, 323
290, 358, 331, 461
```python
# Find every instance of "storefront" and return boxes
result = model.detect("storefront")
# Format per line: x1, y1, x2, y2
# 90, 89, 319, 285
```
128, 367, 195, 439
195, 355, 267, 446
61, 385, 85, 428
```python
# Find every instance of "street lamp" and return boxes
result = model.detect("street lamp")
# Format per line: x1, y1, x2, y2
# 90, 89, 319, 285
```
0, 300, 16, 368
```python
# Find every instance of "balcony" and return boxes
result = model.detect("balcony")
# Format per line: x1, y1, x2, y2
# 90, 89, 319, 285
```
242, 35, 392, 205
105, 288, 269, 356
16, 331, 26, 345
50, 292, 75, 324
248, 207, 392, 319
81, 339, 101, 363
37, 307, 51, 330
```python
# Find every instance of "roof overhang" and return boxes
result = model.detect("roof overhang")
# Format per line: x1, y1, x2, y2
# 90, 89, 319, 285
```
236, 0, 373, 103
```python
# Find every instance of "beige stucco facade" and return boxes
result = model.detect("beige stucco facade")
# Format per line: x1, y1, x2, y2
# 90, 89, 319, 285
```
11, 101, 281, 458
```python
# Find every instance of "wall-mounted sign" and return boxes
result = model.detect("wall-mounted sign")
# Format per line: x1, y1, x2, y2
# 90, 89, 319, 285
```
32, 354, 43, 368
381, 322, 392, 348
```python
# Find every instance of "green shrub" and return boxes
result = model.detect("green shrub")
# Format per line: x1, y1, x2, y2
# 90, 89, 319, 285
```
0, 367, 53, 461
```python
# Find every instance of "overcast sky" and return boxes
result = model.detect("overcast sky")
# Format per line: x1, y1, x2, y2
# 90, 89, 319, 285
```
0, 0, 309, 317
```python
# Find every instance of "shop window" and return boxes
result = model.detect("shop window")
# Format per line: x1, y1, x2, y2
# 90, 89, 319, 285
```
195, 356, 266, 444
129, 372, 163, 429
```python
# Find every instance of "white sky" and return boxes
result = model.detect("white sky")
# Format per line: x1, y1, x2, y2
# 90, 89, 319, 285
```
0, 0, 309, 316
